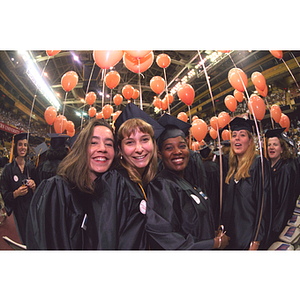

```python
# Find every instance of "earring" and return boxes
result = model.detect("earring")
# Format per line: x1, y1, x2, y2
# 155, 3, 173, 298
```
120, 155, 123, 160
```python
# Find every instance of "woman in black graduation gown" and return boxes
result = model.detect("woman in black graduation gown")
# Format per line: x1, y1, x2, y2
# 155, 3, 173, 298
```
221, 117, 272, 250
145, 113, 229, 250
26, 118, 146, 250
0, 133, 36, 244
265, 128, 298, 246
114, 102, 165, 250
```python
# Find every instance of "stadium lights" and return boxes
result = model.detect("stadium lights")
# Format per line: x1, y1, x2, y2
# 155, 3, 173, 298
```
18, 51, 61, 110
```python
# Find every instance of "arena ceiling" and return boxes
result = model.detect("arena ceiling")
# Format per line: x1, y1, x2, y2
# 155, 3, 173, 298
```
0, 50, 300, 130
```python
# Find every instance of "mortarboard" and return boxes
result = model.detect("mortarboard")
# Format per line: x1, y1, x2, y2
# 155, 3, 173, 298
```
33, 142, 48, 156
47, 133, 70, 150
157, 113, 191, 150
66, 133, 79, 149
114, 102, 164, 140
200, 145, 212, 159
13, 132, 30, 143
265, 128, 286, 139
225, 117, 255, 133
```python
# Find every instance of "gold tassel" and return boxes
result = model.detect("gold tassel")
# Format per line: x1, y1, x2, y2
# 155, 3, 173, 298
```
9, 135, 15, 163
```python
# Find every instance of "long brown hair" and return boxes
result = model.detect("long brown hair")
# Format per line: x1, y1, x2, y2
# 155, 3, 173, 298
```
57, 118, 115, 194
116, 118, 158, 185
225, 131, 257, 184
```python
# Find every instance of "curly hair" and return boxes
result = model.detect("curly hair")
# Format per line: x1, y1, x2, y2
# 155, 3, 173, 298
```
266, 136, 294, 161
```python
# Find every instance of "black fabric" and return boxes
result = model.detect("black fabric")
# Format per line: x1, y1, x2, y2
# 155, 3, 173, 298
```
35, 159, 63, 187
221, 156, 273, 250
146, 169, 215, 250
224, 117, 255, 132
26, 169, 147, 250
0, 159, 36, 244
267, 158, 298, 246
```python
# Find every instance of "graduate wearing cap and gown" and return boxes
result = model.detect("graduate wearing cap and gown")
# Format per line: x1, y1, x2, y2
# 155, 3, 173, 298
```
0, 133, 36, 244
145, 113, 230, 250
35, 133, 70, 187
114, 102, 165, 249
265, 128, 298, 246
221, 117, 272, 250
157, 113, 208, 195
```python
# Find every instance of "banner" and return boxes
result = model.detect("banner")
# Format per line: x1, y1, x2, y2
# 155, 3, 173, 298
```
0, 121, 23, 135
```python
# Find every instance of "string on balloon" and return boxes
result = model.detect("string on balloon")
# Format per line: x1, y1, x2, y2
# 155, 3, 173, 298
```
197, 50, 224, 229
137, 58, 144, 110
163, 68, 170, 114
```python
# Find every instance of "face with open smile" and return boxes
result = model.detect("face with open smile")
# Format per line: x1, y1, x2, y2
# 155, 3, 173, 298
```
267, 137, 282, 165
160, 136, 189, 177
88, 125, 115, 181
231, 129, 252, 159
120, 129, 154, 176
17, 139, 28, 158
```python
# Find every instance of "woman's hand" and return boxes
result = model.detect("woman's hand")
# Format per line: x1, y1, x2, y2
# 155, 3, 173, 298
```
27, 179, 36, 192
14, 185, 28, 198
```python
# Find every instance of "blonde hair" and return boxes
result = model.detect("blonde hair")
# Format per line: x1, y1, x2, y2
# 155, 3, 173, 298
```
117, 118, 158, 185
225, 131, 257, 184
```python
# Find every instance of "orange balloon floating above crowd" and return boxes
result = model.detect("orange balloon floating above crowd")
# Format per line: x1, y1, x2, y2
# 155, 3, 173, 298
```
156, 53, 171, 68
123, 51, 154, 74
88, 107, 96, 118
105, 71, 120, 89
61, 71, 78, 92
270, 104, 282, 123
85, 91, 96, 106
177, 112, 188, 122
150, 76, 165, 94
191, 119, 208, 142
228, 68, 248, 92
177, 84, 195, 106
53, 115, 67, 134
44, 106, 57, 125
248, 95, 266, 121
93, 50, 124, 69
224, 95, 237, 112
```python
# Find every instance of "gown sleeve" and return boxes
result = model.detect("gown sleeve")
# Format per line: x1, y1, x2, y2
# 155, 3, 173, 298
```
146, 176, 214, 250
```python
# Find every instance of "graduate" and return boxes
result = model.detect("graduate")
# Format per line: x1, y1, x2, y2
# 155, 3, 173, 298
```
0, 132, 36, 244
114, 102, 164, 249
222, 117, 272, 250
145, 113, 229, 250
26, 118, 147, 250
265, 127, 298, 246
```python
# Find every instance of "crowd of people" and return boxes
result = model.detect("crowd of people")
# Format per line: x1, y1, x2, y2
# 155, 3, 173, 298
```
0, 102, 300, 250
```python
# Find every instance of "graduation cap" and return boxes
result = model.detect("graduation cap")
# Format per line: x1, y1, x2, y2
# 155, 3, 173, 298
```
13, 132, 30, 143
66, 133, 79, 149
221, 140, 231, 147
33, 142, 48, 156
200, 145, 212, 159
225, 117, 255, 132
114, 102, 164, 140
157, 113, 191, 150
47, 133, 70, 150
281, 131, 296, 148
265, 127, 286, 139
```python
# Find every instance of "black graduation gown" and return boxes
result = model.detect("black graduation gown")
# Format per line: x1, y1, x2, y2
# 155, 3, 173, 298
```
26, 169, 147, 250
35, 159, 62, 187
0, 159, 36, 244
221, 156, 273, 250
146, 169, 215, 250
268, 158, 298, 245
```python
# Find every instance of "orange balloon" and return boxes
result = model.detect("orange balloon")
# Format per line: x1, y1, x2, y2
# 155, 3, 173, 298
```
270, 104, 282, 123
85, 91, 96, 106
66, 120, 75, 132
279, 114, 290, 132
96, 112, 104, 119
103, 104, 113, 119
234, 90, 244, 103
221, 129, 230, 141
122, 85, 134, 100
53, 115, 67, 134
156, 53, 171, 68
89, 107, 96, 118
177, 84, 195, 106
44, 106, 57, 125
93, 50, 124, 69
105, 71, 120, 89
46, 50, 61, 56
270, 50, 283, 59
150, 76, 165, 94
255, 85, 268, 97
61, 71, 78, 92
228, 68, 248, 92
153, 97, 162, 109
177, 112, 188, 122
123, 51, 154, 74
132, 89, 139, 100
210, 116, 218, 131
217, 112, 231, 129
192, 115, 199, 122
125, 50, 151, 59
209, 127, 218, 140
113, 110, 122, 122
191, 119, 208, 142
248, 95, 265, 121
224, 95, 237, 112
67, 129, 75, 137
161, 98, 168, 111
192, 141, 200, 151
113, 94, 123, 106
251, 72, 266, 91
166, 94, 173, 104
